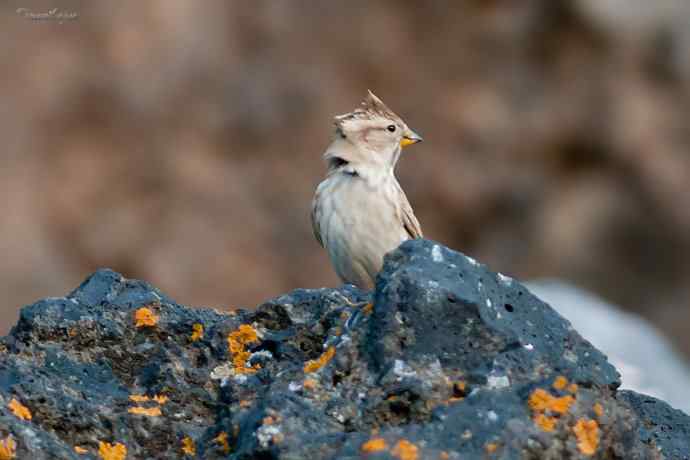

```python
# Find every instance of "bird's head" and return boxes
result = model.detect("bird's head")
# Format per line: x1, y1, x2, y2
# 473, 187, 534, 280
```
329, 90, 422, 170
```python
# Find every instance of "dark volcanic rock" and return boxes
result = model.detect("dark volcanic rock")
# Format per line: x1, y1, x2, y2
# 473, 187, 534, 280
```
618, 391, 690, 460
0, 240, 687, 459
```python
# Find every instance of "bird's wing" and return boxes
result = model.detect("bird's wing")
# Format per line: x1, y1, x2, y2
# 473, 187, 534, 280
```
311, 188, 324, 247
396, 182, 423, 239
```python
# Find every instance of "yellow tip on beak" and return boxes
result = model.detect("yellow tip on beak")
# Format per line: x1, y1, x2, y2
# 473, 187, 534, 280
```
400, 131, 423, 148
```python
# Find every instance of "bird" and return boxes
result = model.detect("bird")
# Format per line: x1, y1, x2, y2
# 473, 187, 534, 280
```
311, 90, 424, 290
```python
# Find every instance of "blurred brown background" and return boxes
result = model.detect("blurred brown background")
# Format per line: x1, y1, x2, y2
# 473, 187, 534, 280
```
2, 1, 689, 360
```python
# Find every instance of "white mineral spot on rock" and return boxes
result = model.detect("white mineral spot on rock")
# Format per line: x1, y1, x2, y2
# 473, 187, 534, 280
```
233, 374, 248, 384
497, 273, 513, 286
487, 374, 510, 389
210, 363, 233, 380
393, 359, 417, 379
428, 280, 439, 288
487, 410, 498, 422
337, 335, 351, 347
486, 298, 492, 308
466, 256, 478, 266
251, 350, 273, 360
524, 343, 534, 351
431, 244, 444, 262
563, 350, 578, 363
256, 425, 281, 448
288, 382, 302, 392
428, 359, 443, 375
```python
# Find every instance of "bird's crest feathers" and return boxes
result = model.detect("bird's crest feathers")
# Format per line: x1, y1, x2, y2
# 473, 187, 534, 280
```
334, 90, 401, 127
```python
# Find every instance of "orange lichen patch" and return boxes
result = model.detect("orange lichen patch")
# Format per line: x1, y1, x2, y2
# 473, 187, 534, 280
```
361, 437, 387, 453
0, 436, 16, 460
439, 452, 450, 460
573, 418, 599, 456
134, 307, 159, 327
533, 413, 557, 432
362, 303, 374, 315
304, 346, 336, 373
239, 399, 252, 408
528, 388, 552, 411
74, 446, 88, 454
190, 323, 204, 342
530, 386, 576, 433
127, 406, 162, 416
303, 378, 318, 390
130, 393, 167, 404
485, 442, 498, 454
552, 376, 568, 390
98, 441, 127, 460
214, 432, 230, 454
228, 325, 259, 351
392, 439, 419, 460
593, 402, 604, 417
8, 399, 31, 421
550, 395, 575, 413
228, 324, 260, 374
528, 388, 575, 414
181, 436, 195, 456
567, 383, 579, 394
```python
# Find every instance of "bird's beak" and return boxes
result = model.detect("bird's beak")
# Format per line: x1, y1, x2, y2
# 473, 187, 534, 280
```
400, 130, 423, 148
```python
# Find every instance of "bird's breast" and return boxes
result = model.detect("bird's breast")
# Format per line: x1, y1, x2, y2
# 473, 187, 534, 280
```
316, 173, 408, 283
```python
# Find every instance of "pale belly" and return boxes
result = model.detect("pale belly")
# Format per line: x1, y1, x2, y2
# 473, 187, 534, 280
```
317, 175, 408, 289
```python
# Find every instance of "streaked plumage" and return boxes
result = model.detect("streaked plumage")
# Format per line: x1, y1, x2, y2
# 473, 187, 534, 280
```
311, 91, 423, 289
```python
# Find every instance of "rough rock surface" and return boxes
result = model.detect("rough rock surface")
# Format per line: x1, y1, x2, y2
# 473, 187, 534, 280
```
0, 240, 687, 459
527, 281, 690, 414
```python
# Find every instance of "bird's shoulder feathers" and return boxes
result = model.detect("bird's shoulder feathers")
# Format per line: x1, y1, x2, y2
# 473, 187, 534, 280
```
394, 180, 423, 239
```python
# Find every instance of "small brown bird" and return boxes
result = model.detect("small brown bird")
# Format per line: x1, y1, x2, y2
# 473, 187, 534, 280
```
311, 91, 424, 290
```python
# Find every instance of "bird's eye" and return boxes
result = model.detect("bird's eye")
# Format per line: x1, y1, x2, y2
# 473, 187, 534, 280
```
387, 125, 396, 132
